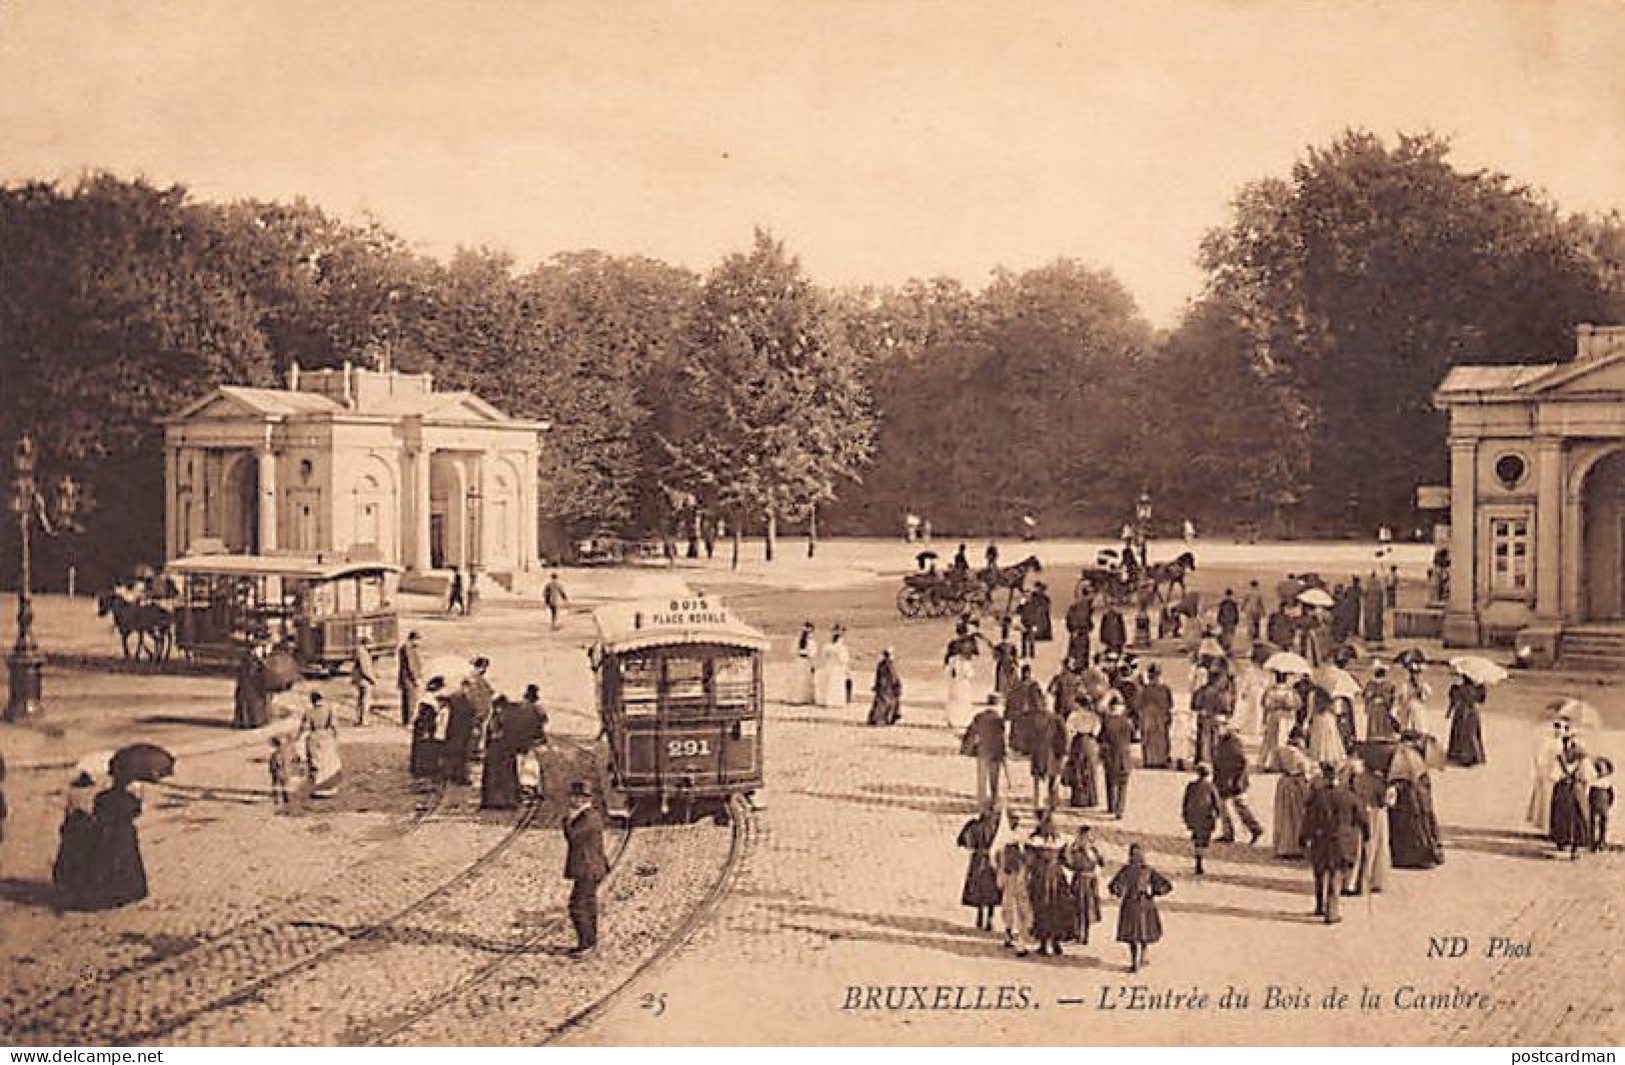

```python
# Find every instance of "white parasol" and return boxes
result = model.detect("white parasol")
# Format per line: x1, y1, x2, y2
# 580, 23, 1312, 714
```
1264, 651, 1313, 676
1297, 587, 1335, 609
1554, 698, 1601, 731
1314, 665, 1361, 701
1449, 655, 1509, 686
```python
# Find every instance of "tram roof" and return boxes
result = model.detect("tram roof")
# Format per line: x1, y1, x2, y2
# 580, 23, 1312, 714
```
593, 598, 769, 653
166, 554, 401, 581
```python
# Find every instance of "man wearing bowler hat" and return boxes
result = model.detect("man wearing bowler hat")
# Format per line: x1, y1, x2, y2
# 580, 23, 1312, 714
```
563, 781, 609, 956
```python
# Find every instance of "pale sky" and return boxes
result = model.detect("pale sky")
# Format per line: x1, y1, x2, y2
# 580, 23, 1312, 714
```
2, 0, 1622, 325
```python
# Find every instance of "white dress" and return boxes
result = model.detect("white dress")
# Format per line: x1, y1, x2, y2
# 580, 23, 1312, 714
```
816, 640, 851, 708
1527, 733, 1566, 833
792, 638, 818, 705
944, 655, 977, 730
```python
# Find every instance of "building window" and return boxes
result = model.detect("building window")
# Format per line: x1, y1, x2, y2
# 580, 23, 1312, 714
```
1493, 453, 1528, 491
1488, 515, 1531, 596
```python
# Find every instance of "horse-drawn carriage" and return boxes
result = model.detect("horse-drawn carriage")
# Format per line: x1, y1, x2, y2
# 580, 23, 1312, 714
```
1074, 550, 1196, 610
895, 555, 1043, 620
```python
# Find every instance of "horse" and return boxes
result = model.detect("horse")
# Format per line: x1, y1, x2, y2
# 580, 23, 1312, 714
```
1145, 551, 1197, 603
96, 586, 175, 663
981, 555, 1043, 616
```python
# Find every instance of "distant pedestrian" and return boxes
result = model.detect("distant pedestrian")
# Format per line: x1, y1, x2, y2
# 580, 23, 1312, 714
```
1027, 692, 1066, 811
1216, 589, 1240, 652
1017, 582, 1053, 659
1302, 763, 1368, 924
447, 569, 466, 615
1212, 721, 1262, 845
296, 693, 342, 799
1590, 757, 1614, 852
1109, 843, 1173, 974
397, 631, 423, 727
1099, 606, 1127, 659
543, 572, 569, 629
1063, 701, 1101, 809
1136, 664, 1173, 769
1241, 580, 1267, 643
1349, 754, 1391, 894
1271, 737, 1314, 858
410, 676, 448, 779
563, 781, 609, 956
1362, 665, 1399, 742
1549, 738, 1593, 859
1180, 764, 1222, 875
464, 657, 496, 760
84, 770, 149, 911
956, 804, 1002, 931
944, 651, 978, 731
1062, 824, 1105, 945
993, 810, 1032, 955
1445, 673, 1488, 767
1005, 663, 1045, 758
52, 772, 99, 910
268, 733, 299, 806
793, 623, 818, 706
439, 683, 476, 786
963, 696, 1007, 806
232, 644, 272, 730
1306, 689, 1346, 766
816, 625, 852, 708
867, 647, 903, 726
1182, 518, 1197, 547
1098, 694, 1135, 819
481, 696, 522, 810
351, 634, 378, 726
1026, 813, 1075, 957
466, 569, 480, 615
992, 626, 1020, 698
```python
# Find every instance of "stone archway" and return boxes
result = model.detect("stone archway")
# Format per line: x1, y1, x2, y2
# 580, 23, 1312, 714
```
428, 453, 465, 570
1581, 447, 1625, 621
222, 453, 259, 554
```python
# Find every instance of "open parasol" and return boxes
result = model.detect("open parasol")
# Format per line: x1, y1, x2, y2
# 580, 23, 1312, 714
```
1554, 698, 1601, 731
1297, 587, 1335, 609
1264, 650, 1313, 676
110, 743, 175, 783
1449, 655, 1509, 686
1314, 665, 1361, 701
915, 550, 939, 568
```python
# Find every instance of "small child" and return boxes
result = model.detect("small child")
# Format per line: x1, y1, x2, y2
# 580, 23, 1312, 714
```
269, 734, 299, 806
1590, 756, 1614, 853
1181, 763, 1222, 875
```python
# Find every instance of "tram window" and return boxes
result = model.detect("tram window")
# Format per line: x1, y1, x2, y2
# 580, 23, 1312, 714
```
357, 576, 385, 612
665, 657, 708, 713
713, 655, 753, 707
309, 581, 337, 616
621, 656, 660, 716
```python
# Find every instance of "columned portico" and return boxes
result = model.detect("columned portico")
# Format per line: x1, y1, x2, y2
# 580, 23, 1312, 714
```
1434, 324, 1625, 656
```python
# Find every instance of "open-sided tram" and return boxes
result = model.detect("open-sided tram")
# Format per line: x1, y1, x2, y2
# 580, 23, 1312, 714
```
166, 554, 400, 671
591, 595, 767, 818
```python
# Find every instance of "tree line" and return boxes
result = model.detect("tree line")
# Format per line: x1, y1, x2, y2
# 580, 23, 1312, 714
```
2, 130, 1622, 587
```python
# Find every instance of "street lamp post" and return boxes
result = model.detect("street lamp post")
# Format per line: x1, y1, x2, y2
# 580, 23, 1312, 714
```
7, 435, 78, 723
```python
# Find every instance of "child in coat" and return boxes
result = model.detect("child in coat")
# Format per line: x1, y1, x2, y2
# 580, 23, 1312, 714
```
1180, 764, 1222, 875
1591, 756, 1615, 853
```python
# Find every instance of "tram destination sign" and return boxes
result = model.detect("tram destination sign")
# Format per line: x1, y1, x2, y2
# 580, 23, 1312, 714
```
648, 597, 731, 628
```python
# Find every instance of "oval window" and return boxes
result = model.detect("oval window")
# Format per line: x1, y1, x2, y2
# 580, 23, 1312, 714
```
1494, 453, 1527, 490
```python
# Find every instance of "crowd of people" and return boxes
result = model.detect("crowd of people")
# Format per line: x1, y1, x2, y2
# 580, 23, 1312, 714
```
909, 545, 1615, 967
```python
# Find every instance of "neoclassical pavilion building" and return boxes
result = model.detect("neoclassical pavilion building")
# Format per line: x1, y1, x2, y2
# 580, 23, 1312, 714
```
1434, 324, 1625, 660
162, 364, 545, 583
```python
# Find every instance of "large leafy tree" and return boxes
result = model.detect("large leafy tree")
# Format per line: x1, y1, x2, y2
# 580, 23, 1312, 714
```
1200, 130, 1617, 527
668, 230, 874, 564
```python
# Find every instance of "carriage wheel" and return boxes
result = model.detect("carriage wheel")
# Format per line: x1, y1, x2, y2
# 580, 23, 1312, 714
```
896, 586, 925, 619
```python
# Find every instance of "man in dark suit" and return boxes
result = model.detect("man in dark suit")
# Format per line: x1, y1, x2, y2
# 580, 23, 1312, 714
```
964, 696, 1007, 806
397, 631, 423, 728
1302, 764, 1369, 924
1098, 698, 1136, 819
563, 781, 610, 955
1212, 720, 1263, 845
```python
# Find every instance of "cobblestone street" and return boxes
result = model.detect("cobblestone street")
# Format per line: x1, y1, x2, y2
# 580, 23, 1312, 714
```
0, 545, 1620, 1046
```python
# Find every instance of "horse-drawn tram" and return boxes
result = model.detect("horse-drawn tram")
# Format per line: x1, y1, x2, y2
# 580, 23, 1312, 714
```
591, 596, 767, 819
166, 554, 400, 670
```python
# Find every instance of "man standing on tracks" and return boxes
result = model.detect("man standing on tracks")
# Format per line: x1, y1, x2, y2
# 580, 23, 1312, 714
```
351, 634, 379, 726
543, 572, 569, 630
563, 781, 610, 957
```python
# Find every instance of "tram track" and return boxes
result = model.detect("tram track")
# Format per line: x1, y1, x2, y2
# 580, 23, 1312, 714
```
2, 775, 542, 1047
0, 779, 451, 1037
367, 798, 754, 1047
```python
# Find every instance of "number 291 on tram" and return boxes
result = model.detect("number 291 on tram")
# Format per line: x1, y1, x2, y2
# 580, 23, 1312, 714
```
590, 597, 768, 818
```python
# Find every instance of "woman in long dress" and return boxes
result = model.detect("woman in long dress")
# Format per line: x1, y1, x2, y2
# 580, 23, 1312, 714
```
944, 654, 977, 731
1528, 719, 1569, 834
1062, 825, 1105, 944
298, 692, 343, 799
52, 772, 101, 910
956, 806, 1002, 930
792, 623, 818, 705
1258, 675, 1299, 772
1387, 736, 1444, 869
1306, 690, 1346, 767
1137, 667, 1173, 769
867, 649, 903, 726
816, 626, 852, 709
480, 697, 521, 809
1108, 843, 1173, 973
1063, 705, 1101, 808
1445, 676, 1488, 767
1026, 814, 1076, 956
1272, 736, 1315, 859
410, 678, 447, 779
1549, 738, 1593, 858
86, 776, 148, 910
232, 647, 271, 729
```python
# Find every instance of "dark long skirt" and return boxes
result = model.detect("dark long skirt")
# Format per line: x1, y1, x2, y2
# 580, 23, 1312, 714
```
1549, 780, 1592, 851
1446, 707, 1486, 767
1027, 854, 1077, 941
86, 788, 148, 910
1115, 895, 1163, 945
1389, 778, 1444, 869
52, 809, 99, 910
1065, 733, 1099, 808
868, 688, 901, 726
1140, 710, 1171, 769
480, 743, 520, 809
1073, 873, 1102, 936
961, 850, 1001, 907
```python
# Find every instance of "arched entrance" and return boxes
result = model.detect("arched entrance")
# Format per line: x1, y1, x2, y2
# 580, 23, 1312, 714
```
1581, 448, 1625, 620
222, 454, 259, 554
428, 454, 465, 570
